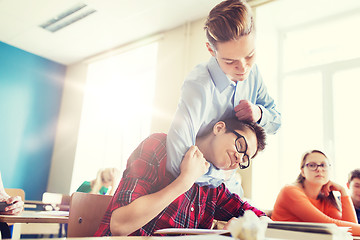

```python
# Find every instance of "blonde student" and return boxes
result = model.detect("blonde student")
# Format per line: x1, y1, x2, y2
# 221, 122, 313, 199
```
272, 150, 360, 236
166, 0, 281, 188
76, 168, 120, 195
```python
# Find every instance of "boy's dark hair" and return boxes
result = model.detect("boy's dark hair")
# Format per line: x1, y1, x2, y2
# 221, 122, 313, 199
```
348, 169, 360, 184
222, 117, 266, 158
204, 0, 254, 48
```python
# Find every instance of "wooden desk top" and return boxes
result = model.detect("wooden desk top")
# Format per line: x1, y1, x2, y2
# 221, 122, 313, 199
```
0, 210, 68, 224
8, 236, 292, 240
9, 236, 293, 240
14, 236, 233, 240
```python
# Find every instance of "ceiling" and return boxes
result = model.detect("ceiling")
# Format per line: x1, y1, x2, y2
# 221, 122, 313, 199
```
1, 0, 359, 66
0, 0, 225, 65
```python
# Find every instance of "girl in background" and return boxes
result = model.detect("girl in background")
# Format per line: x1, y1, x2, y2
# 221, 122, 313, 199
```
272, 150, 360, 236
77, 168, 120, 195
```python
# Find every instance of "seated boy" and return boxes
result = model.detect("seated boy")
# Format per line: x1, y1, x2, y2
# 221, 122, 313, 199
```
95, 117, 268, 236
347, 169, 360, 223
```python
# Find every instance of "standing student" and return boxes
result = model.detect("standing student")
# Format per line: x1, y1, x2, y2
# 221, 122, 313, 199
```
272, 150, 360, 236
347, 169, 360, 223
95, 118, 269, 236
166, 0, 281, 187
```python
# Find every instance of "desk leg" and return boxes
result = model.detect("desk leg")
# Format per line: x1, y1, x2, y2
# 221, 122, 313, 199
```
58, 223, 68, 237
11, 223, 21, 240
0, 222, 11, 239
58, 223, 63, 237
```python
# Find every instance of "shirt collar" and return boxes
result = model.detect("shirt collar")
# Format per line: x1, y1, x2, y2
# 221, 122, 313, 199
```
207, 56, 235, 92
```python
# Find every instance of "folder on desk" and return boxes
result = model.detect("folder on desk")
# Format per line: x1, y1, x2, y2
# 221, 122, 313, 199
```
266, 221, 352, 240
155, 221, 352, 240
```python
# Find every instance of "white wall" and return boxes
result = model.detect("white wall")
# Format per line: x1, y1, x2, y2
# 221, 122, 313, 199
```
47, 62, 88, 194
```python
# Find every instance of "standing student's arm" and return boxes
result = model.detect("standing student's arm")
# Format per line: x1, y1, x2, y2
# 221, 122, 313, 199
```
166, 79, 211, 178
234, 65, 281, 134
233, 100, 262, 123
110, 146, 209, 236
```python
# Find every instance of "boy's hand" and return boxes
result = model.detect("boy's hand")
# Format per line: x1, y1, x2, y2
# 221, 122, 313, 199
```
179, 146, 210, 188
234, 100, 262, 123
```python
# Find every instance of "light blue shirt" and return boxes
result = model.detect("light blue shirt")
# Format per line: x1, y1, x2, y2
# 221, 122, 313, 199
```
166, 57, 281, 187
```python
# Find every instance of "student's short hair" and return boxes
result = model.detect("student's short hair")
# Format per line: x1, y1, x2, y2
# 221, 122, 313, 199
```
348, 169, 360, 184
222, 118, 266, 158
204, 0, 254, 48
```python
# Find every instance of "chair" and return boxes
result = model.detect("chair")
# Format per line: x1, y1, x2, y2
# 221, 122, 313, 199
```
42, 192, 70, 211
67, 192, 112, 237
4, 188, 25, 202
41, 192, 71, 237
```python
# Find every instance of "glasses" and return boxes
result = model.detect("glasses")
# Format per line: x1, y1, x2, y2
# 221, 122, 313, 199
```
229, 130, 250, 169
304, 162, 331, 171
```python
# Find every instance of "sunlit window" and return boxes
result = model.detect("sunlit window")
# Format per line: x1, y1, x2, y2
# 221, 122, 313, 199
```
333, 67, 360, 182
280, 72, 324, 183
252, 0, 360, 210
283, 14, 360, 72
70, 42, 158, 193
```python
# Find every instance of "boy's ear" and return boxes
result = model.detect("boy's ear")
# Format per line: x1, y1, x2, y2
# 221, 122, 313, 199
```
206, 42, 216, 57
213, 121, 226, 135
346, 182, 350, 189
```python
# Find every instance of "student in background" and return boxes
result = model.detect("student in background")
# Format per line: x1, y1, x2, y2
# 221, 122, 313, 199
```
0, 171, 24, 238
95, 118, 269, 236
347, 169, 360, 223
272, 150, 360, 236
76, 168, 120, 195
0, 171, 24, 215
166, 0, 281, 189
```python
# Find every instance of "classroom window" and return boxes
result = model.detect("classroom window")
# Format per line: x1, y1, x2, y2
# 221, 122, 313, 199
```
70, 42, 158, 193
332, 67, 360, 182
282, 14, 360, 72
252, 0, 360, 209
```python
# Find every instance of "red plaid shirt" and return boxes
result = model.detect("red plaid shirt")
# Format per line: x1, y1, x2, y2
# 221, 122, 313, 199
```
94, 133, 265, 236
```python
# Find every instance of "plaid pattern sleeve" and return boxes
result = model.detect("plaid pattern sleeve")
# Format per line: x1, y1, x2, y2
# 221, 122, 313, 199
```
94, 133, 172, 236
213, 183, 266, 221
